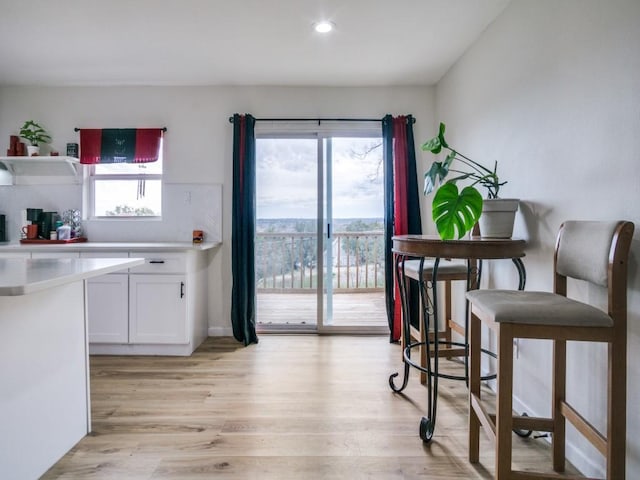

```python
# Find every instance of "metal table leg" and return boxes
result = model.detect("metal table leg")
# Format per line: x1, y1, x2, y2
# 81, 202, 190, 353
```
389, 254, 527, 443
389, 254, 411, 393
418, 256, 439, 442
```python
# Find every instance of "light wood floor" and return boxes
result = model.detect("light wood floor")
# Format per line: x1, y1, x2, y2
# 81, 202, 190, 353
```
43, 336, 579, 479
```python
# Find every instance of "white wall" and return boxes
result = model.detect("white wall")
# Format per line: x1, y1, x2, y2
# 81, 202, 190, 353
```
432, 0, 640, 476
0, 85, 434, 335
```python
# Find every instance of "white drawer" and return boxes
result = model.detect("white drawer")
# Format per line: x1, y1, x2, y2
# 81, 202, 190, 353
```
80, 251, 129, 259
31, 251, 80, 259
0, 252, 31, 259
80, 251, 129, 274
128, 251, 187, 274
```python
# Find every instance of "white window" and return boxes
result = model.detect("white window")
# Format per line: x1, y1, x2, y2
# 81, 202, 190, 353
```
88, 140, 163, 218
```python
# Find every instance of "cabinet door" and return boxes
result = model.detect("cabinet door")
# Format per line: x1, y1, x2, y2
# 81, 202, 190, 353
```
86, 274, 129, 343
129, 274, 187, 344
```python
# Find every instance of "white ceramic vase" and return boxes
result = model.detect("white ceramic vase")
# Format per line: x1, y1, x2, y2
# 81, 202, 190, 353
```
26, 145, 40, 156
478, 198, 519, 238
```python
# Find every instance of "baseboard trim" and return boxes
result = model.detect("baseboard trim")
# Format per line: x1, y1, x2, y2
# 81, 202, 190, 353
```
208, 326, 233, 337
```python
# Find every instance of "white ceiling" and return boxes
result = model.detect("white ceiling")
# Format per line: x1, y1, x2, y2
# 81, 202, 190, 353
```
0, 0, 510, 87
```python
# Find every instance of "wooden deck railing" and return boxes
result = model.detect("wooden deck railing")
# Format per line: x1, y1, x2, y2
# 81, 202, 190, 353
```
256, 231, 384, 293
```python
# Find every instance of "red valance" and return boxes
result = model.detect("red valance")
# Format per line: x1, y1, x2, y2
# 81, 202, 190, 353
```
79, 128, 164, 165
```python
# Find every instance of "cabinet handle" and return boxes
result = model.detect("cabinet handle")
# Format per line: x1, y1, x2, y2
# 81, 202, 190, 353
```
180, 281, 185, 298
149, 260, 165, 264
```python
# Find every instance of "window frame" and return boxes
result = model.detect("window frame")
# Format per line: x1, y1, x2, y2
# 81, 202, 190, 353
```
86, 144, 164, 220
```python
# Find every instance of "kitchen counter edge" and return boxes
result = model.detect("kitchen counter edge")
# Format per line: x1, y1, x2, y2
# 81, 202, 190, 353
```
0, 241, 220, 252
0, 258, 146, 296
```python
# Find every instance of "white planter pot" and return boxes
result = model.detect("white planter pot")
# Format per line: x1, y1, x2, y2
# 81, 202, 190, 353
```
478, 198, 519, 238
26, 145, 40, 156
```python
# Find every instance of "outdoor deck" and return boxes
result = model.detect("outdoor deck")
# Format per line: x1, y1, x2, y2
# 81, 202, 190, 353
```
257, 291, 387, 328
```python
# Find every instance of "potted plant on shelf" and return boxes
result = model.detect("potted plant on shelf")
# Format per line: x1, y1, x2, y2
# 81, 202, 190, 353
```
422, 122, 518, 240
19, 120, 52, 156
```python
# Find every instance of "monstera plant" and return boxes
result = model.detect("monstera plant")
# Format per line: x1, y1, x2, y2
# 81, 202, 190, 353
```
422, 122, 506, 240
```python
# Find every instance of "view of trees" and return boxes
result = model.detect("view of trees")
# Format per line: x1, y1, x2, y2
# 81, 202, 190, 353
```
342, 219, 384, 264
105, 205, 157, 216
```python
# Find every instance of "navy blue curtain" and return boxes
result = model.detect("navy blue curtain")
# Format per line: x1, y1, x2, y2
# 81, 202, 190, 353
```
382, 114, 422, 342
231, 114, 259, 346
382, 116, 395, 341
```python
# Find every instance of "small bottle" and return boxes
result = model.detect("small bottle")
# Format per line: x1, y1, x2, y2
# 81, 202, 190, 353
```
57, 224, 71, 241
50, 231, 57, 240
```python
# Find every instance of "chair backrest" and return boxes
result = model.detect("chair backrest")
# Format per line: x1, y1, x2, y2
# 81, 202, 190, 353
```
554, 220, 634, 319
556, 221, 623, 286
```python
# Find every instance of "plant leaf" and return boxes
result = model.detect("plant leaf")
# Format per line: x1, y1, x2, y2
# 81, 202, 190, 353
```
432, 183, 483, 240
423, 161, 449, 194
421, 135, 441, 154
438, 122, 448, 148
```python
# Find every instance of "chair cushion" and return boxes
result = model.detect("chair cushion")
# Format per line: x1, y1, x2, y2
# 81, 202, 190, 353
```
403, 258, 468, 280
465, 290, 613, 327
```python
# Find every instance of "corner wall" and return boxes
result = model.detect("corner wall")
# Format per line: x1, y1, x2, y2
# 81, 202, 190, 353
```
432, 0, 640, 476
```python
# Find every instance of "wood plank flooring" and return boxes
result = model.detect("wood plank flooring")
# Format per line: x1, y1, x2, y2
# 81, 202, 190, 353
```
42, 336, 580, 479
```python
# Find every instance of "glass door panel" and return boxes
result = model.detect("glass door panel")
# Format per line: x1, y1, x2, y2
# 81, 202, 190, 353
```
255, 137, 318, 331
321, 136, 387, 332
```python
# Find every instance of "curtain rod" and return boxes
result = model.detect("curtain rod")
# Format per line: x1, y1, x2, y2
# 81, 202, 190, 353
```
227, 116, 415, 124
73, 127, 168, 132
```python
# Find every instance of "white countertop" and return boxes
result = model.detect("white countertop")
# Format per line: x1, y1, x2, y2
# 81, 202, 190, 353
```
0, 241, 220, 252
0, 257, 145, 296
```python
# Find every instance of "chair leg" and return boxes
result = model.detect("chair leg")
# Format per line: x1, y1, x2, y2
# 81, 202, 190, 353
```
552, 339, 566, 472
608, 337, 626, 479
468, 311, 481, 464
495, 324, 514, 480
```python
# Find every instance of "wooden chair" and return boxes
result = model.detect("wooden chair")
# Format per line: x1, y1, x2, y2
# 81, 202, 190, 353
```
466, 220, 634, 479
402, 258, 469, 383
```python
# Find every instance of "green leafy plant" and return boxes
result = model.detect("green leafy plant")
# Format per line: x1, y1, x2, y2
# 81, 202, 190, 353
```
422, 122, 506, 240
19, 120, 51, 146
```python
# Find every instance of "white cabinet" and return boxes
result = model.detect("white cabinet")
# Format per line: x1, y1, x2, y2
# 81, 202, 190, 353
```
86, 274, 129, 343
87, 249, 208, 356
0, 245, 210, 356
129, 274, 187, 344
81, 251, 130, 344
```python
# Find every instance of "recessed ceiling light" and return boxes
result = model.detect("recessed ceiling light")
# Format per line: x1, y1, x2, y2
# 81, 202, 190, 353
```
314, 21, 334, 33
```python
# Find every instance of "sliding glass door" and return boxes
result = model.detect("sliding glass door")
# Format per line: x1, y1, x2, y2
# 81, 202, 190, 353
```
321, 136, 386, 333
255, 137, 319, 331
255, 130, 387, 334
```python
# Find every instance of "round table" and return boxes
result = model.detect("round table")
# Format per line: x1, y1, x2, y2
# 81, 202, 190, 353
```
389, 234, 526, 442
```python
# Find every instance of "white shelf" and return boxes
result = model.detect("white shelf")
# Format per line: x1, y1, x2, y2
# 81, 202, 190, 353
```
0, 156, 80, 176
